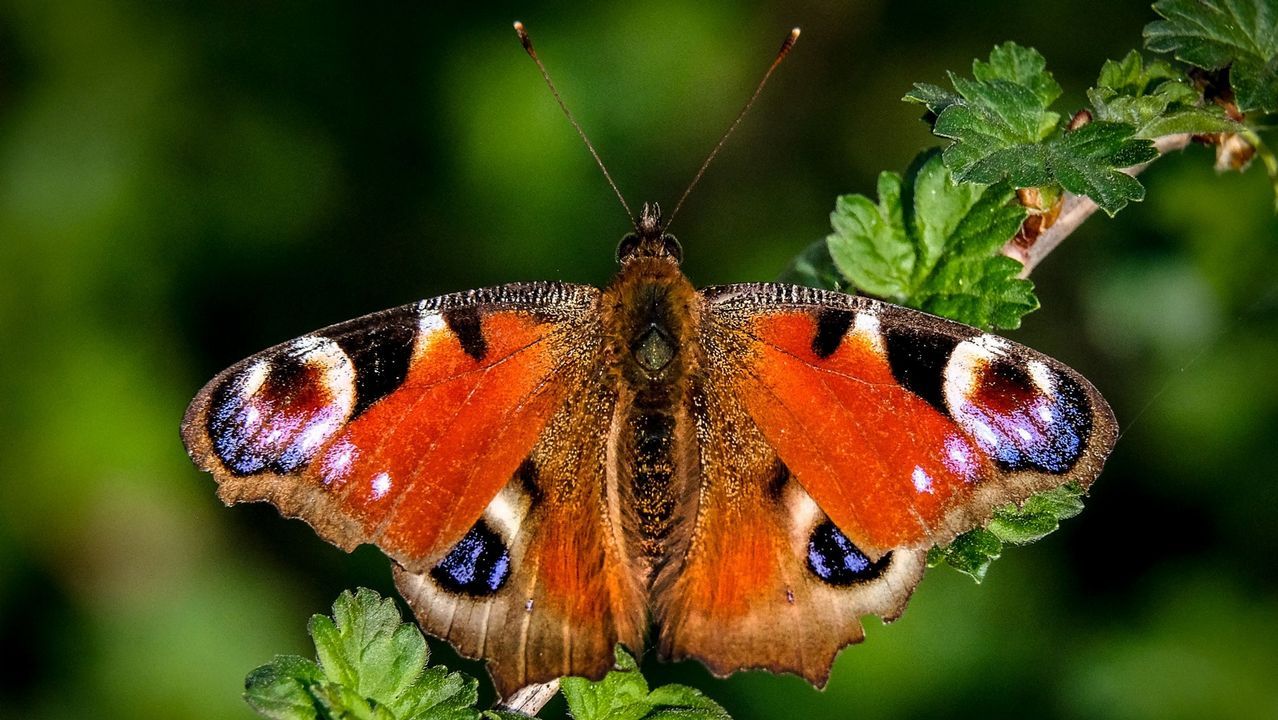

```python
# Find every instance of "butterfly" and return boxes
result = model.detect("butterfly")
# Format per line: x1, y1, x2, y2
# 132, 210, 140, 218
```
181, 25, 1116, 700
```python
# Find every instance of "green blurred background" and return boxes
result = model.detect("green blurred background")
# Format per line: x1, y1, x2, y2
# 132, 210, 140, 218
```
2, 1, 1276, 718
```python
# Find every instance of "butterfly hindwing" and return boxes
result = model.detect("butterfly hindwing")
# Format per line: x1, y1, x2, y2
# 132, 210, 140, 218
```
656, 375, 926, 683
656, 282, 1116, 681
394, 361, 646, 696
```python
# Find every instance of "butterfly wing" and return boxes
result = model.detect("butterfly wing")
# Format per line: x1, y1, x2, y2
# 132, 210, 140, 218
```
394, 357, 646, 695
658, 282, 1116, 682
182, 282, 643, 696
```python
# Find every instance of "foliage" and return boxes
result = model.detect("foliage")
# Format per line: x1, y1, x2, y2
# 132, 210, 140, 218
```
559, 648, 731, 720
1088, 51, 1243, 138
245, 589, 489, 720
926, 484, 1088, 581
244, 591, 730, 720
820, 150, 1036, 330
905, 43, 1160, 215
1144, 0, 1278, 113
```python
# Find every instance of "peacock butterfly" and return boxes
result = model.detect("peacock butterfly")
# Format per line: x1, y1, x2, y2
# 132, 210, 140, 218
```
180, 24, 1116, 698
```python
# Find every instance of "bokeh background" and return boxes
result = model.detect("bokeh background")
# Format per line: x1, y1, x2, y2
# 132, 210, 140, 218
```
2, 1, 1277, 718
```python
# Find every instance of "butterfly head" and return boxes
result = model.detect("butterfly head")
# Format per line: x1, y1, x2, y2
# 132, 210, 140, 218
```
617, 202, 684, 265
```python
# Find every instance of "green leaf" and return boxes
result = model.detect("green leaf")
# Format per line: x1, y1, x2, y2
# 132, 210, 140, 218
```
973, 41, 1063, 108
560, 648, 731, 720
245, 656, 325, 720
907, 43, 1159, 215
902, 82, 962, 116
928, 528, 1003, 582
987, 482, 1087, 545
932, 483, 1088, 582
825, 150, 1036, 330
1144, 0, 1278, 112
1089, 50, 1245, 138
245, 588, 482, 720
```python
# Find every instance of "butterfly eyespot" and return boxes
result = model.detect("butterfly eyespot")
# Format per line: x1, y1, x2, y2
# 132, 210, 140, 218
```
806, 520, 891, 585
207, 338, 354, 476
947, 348, 1093, 473
430, 520, 512, 597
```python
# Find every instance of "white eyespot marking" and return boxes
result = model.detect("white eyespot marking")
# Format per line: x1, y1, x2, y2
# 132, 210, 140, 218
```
1027, 359, 1056, 395
238, 359, 270, 399
944, 434, 980, 481
852, 311, 885, 353
243, 403, 262, 431
943, 337, 995, 413
320, 438, 358, 487
525, 598, 534, 612
371, 471, 392, 500
413, 313, 449, 360
482, 482, 533, 541
911, 466, 935, 494
782, 479, 826, 549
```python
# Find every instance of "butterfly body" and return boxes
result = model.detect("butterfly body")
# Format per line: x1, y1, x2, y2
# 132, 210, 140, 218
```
183, 203, 1115, 696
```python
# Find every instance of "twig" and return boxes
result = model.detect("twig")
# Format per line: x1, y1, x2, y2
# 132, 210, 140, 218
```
496, 679, 561, 716
1002, 133, 1194, 277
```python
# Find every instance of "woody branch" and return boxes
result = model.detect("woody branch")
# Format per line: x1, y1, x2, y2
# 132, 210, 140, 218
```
1002, 133, 1195, 276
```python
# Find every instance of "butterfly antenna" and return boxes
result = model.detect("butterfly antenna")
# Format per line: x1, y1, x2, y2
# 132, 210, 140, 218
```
666, 27, 800, 229
514, 21, 635, 226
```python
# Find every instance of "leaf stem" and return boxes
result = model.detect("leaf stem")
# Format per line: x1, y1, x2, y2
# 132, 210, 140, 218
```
497, 679, 561, 716
1002, 133, 1193, 276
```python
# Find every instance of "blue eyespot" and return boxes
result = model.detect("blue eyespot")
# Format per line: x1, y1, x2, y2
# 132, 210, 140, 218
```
807, 521, 890, 586
430, 521, 511, 596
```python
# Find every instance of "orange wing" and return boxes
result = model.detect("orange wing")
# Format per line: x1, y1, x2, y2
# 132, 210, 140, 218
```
659, 283, 1116, 683
182, 283, 642, 697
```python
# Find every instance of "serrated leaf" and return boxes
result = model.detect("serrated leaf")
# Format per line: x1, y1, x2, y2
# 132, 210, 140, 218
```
988, 483, 1087, 545
826, 174, 915, 299
643, 685, 732, 720
1090, 50, 1244, 138
825, 150, 1035, 330
245, 589, 482, 720
932, 528, 1003, 582
933, 484, 1088, 581
312, 589, 429, 705
908, 43, 1159, 214
1051, 121, 1161, 214
1097, 50, 1181, 94
245, 656, 326, 720
1144, 0, 1278, 112
902, 82, 962, 115
973, 41, 1063, 107
560, 648, 731, 720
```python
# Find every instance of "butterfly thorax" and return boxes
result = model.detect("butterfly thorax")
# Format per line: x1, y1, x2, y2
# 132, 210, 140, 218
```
602, 222, 699, 574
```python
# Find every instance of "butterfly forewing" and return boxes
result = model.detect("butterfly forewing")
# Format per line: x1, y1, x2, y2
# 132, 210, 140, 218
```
183, 283, 598, 566
699, 283, 1116, 555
